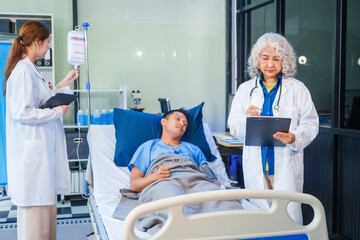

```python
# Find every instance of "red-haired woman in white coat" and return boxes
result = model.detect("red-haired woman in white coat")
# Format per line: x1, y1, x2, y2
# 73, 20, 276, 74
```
3, 20, 78, 240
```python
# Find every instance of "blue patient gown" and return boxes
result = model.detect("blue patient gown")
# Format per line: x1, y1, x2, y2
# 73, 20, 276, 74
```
128, 138, 207, 174
128, 139, 243, 234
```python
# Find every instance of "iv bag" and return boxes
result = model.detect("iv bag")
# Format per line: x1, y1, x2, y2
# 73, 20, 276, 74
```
67, 30, 85, 67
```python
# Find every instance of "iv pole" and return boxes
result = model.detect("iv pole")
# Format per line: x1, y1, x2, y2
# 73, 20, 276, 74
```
81, 22, 93, 193
82, 22, 91, 126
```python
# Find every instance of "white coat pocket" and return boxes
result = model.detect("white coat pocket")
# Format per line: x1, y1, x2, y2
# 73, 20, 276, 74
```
23, 139, 48, 166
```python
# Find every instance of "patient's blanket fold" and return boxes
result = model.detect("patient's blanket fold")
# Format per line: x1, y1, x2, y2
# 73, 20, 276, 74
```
144, 154, 201, 176
120, 188, 139, 199
112, 196, 139, 220
114, 154, 243, 235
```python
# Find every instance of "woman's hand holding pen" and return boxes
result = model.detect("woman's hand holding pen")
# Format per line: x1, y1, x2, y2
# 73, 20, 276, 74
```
246, 105, 261, 116
273, 131, 295, 144
56, 68, 79, 89
247, 105, 294, 144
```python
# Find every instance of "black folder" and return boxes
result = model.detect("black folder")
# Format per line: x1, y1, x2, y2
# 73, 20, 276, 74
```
40, 93, 78, 109
245, 116, 291, 147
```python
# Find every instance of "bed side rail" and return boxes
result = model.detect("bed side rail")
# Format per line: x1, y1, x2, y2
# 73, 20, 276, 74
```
122, 189, 328, 240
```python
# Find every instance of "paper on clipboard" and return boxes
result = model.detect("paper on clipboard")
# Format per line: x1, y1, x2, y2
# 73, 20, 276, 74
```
245, 116, 291, 147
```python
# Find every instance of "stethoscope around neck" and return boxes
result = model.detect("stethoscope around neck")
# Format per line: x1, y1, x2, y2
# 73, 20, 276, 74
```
249, 75, 282, 111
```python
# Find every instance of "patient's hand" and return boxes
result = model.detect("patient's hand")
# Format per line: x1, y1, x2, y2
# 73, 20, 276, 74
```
130, 165, 172, 192
153, 166, 172, 180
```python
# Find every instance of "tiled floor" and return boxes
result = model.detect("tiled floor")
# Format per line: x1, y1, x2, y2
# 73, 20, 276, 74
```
0, 195, 90, 223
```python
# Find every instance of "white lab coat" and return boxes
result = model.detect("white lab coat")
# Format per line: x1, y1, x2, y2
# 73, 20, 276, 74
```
6, 56, 71, 206
228, 76, 319, 224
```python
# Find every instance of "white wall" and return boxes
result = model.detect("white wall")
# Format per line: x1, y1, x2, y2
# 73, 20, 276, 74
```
1, 0, 73, 84
1, 0, 75, 122
77, 0, 227, 131
1, 0, 227, 131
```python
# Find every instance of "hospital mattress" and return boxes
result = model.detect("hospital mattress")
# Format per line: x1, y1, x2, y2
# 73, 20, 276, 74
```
87, 125, 150, 240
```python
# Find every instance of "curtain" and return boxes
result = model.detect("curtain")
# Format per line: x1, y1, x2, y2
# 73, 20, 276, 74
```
0, 42, 12, 185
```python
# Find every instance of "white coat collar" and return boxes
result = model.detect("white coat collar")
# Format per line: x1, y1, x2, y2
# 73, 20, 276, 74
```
250, 75, 294, 95
24, 56, 52, 91
282, 77, 294, 87
24, 56, 42, 79
250, 76, 294, 115
253, 75, 294, 85
280, 77, 294, 96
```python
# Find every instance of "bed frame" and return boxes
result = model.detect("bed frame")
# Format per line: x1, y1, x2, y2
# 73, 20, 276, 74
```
86, 125, 328, 240
122, 189, 328, 240
88, 194, 109, 240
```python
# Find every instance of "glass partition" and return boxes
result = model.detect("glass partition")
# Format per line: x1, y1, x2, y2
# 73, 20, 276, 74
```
285, 0, 335, 125
344, 0, 360, 130
249, 2, 276, 53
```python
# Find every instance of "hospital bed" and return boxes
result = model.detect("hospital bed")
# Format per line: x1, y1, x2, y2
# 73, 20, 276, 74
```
87, 124, 328, 240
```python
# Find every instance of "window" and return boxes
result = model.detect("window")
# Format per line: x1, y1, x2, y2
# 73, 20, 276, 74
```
344, 0, 360, 130
285, 0, 335, 125
249, 3, 276, 54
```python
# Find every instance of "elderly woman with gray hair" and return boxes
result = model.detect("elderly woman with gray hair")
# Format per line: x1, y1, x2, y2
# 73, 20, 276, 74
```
228, 33, 319, 224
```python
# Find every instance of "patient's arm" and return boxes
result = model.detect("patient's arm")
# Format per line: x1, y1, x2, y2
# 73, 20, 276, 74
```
130, 165, 172, 192
200, 163, 221, 186
200, 163, 217, 181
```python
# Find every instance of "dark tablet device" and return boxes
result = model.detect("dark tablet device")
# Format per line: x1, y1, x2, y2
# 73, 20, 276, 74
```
245, 116, 291, 147
40, 93, 78, 109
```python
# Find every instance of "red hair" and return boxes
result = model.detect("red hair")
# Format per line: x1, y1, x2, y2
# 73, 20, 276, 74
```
3, 20, 50, 94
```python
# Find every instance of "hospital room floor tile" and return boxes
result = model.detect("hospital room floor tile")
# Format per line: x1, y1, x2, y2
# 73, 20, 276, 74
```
0, 195, 90, 223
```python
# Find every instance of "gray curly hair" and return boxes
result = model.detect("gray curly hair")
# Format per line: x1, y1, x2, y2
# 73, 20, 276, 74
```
247, 32, 297, 79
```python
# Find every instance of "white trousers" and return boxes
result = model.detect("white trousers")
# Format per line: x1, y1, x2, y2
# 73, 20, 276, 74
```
17, 204, 57, 240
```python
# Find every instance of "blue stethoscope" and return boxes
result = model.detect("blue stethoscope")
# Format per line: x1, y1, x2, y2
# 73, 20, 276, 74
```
249, 75, 282, 111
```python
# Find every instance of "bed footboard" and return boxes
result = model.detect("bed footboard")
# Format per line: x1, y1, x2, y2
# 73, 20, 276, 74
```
122, 189, 328, 240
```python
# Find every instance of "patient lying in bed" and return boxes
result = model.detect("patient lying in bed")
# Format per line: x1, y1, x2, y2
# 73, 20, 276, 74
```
119, 109, 243, 234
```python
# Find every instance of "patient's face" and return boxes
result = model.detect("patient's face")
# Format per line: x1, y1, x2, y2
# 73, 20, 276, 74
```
162, 112, 188, 139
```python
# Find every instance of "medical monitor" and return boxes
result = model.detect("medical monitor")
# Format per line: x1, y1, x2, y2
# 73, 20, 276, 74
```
158, 98, 171, 114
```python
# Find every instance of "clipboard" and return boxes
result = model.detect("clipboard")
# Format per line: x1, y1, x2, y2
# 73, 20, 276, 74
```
245, 116, 291, 147
40, 93, 78, 109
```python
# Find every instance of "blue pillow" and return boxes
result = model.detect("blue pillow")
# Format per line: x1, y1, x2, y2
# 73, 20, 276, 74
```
113, 102, 216, 167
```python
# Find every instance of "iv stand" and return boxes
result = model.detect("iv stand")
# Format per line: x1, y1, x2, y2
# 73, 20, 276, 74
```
82, 22, 91, 127
81, 22, 93, 193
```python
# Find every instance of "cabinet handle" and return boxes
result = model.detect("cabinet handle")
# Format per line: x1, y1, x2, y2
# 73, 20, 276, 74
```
73, 137, 83, 143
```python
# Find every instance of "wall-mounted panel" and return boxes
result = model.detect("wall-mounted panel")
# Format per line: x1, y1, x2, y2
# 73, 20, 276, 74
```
339, 136, 360, 239
303, 130, 334, 231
